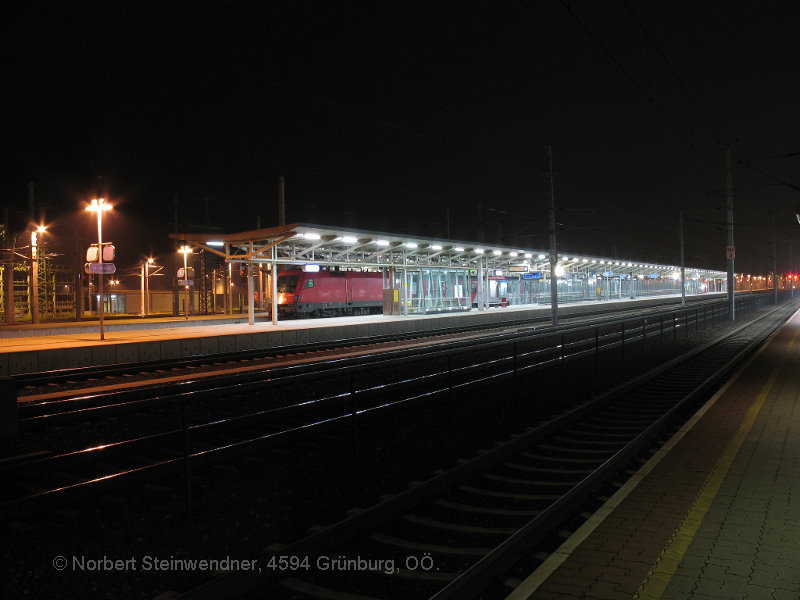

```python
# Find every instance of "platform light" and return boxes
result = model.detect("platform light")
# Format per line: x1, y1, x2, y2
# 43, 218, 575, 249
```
341, 236, 358, 244
492, 250, 501, 256
431, 244, 442, 250
524, 253, 532, 259
206, 240, 224, 247
376, 240, 390, 246
86, 197, 112, 215
85, 198, 112, 340
509, 251, 518, 257
405, 242, 417, 248
474, 248, 484, 254
178, 245, 192, 320
555, 264, 565, 277
455, 247, 465, 252
538, 254, 546, 260
30, 225, 48, 325
303, 232, 321, 240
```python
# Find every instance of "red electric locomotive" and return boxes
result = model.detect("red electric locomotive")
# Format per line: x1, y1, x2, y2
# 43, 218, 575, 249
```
276, 269, 383, 318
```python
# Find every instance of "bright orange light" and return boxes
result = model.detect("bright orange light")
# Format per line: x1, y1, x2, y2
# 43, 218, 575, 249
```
86, 198, 112, 212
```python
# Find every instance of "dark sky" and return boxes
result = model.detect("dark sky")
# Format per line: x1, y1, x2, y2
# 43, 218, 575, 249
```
4, 1, 800, 275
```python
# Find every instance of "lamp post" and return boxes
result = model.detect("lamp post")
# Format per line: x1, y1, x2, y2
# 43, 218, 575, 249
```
140, 257, 154, 316
109, 278, 119, 313
30, 225, 45, 324
178, 245, 192, 319
146, 258, 153, 315
86, 198, 112, 340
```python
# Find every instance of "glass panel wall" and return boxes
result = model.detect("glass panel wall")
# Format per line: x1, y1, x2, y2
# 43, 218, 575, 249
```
403, 268, 470, 314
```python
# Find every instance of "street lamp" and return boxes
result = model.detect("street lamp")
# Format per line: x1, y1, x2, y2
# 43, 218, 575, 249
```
178, 245, 192, 319
108, 278, 119, 314
86, 198, 112, 340
140, 257, 155, 316
30, 225, 46, 324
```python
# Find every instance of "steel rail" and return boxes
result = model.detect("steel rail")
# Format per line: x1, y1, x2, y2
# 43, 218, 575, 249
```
18, 296, 744, 424
4, 296, 783, 524
14, 294, 731, 387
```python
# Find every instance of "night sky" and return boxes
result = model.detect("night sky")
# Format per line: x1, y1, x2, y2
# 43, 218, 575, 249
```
4, 1, 800, 275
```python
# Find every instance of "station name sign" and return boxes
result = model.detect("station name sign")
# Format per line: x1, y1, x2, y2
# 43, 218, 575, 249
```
85, 262, 116, 274
523, 272, 542, 279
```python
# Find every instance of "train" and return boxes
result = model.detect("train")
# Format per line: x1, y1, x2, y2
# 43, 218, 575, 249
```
276, 268, 514, 318
276, 269, 383, 318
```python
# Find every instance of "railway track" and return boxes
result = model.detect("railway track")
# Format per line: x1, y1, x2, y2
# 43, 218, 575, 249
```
16, 296, 747, 425
2, 296, 775, 521
170, 299, 797, 600
13, 294, 734, 394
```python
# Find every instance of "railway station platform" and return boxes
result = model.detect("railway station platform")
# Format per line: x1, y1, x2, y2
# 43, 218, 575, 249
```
511, 307, 800, 599
0, 294, 694, 376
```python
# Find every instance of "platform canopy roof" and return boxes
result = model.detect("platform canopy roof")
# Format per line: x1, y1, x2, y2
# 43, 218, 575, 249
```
170, 223, 726, 280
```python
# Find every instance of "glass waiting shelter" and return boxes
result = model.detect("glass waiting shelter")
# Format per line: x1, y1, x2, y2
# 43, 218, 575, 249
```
395, 268, 470, 314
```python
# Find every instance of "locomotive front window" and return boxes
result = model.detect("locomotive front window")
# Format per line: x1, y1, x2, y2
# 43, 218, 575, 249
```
304, 278, 315, 288
277, 275, 299, 293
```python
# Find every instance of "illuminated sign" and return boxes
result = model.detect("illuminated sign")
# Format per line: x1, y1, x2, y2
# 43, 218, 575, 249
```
523, 272, 542, 279
86, 263, 116, 274
508, 265, 529, 272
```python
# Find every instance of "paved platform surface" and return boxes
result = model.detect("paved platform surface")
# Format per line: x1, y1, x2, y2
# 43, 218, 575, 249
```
510, 307, 800, 599
0, 308, 525, 352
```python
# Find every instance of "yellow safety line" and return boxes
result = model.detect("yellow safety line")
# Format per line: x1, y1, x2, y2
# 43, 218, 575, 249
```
635, 328, 798, 599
